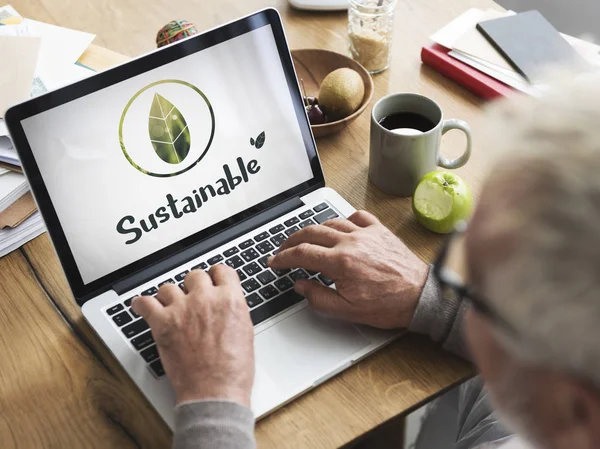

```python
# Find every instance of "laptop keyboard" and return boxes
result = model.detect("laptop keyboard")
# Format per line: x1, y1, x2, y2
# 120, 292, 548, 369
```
104, 202, 338, 378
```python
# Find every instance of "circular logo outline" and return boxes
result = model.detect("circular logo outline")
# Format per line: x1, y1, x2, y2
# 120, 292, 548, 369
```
119, 79, 215, 178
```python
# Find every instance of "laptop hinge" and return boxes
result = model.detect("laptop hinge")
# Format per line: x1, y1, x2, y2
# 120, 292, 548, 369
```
112, 195, 305, 295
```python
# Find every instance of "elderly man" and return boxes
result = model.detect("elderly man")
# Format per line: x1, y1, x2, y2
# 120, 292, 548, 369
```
132, 77, 600, 449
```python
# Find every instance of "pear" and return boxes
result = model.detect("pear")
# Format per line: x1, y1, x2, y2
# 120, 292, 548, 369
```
318, 68, 365, 122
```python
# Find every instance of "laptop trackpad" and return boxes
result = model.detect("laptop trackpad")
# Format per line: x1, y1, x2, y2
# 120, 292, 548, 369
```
255, 307, 370, 392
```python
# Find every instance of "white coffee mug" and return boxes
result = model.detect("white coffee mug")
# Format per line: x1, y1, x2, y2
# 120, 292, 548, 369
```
369, 93, 472, 197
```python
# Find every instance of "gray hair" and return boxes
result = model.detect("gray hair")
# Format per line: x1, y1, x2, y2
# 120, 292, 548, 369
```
469, 73, 600, 390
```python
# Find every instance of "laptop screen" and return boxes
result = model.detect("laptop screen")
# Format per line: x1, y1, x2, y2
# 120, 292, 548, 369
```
19, 22, 314, 285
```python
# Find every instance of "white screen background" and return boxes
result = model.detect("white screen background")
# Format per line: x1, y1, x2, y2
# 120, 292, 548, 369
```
22, 25, 313, 284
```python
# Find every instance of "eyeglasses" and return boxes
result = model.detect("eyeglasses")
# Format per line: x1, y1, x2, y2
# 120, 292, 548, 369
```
432, 223, 518, 336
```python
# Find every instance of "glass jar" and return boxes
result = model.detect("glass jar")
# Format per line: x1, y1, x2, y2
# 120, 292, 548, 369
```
348, 0, 397, 74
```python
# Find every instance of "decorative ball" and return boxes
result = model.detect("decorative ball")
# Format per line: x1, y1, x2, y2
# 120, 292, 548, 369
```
156, 20, 198, 48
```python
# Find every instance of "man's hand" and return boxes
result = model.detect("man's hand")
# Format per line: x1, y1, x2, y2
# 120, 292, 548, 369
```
131, 265, 254, 407
269, 210, 429, 329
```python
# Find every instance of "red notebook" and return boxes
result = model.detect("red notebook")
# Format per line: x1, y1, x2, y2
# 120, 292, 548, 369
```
421, 43, 515, 100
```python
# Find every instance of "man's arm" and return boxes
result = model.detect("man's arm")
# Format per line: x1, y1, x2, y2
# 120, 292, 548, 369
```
414, 377, 514, 449
270, 211, 514, 449
408, 270, 515, 449
269, 211, 472, 360
173, 401, 255, 449
132, 266, 256, 449
409, 267, 472, 360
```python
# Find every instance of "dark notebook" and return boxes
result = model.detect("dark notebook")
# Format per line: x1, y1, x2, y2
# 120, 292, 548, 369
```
476, 10, 587, 83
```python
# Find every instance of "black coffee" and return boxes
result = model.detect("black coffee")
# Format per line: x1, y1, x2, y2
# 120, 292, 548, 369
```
378, 112, 436, 133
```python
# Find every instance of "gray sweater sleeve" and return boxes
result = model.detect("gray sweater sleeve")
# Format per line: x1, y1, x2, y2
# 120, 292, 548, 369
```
409, 266, 472, 361
173, 400, 256, 449
410, 267, 515, 449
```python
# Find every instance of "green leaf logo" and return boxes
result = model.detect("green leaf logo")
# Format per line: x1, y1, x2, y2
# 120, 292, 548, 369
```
149, 93, 191, 164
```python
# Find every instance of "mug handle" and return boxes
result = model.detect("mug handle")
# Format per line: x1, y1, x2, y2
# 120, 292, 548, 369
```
437, 119, 472, 169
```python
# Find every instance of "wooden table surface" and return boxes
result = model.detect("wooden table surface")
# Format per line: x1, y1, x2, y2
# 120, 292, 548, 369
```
0, 0, 503, 447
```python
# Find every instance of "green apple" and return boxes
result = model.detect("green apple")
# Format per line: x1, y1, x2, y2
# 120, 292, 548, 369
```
412, 170, 473, 234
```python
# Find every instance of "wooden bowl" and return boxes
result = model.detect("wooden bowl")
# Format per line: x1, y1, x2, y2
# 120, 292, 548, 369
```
291, 49, 374, 138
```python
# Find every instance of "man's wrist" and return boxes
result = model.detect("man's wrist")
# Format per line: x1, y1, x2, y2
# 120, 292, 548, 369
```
408, 265, 464, 342
174, 400, 256, 449
395, 261, 430, 329
175, 383, 252, 408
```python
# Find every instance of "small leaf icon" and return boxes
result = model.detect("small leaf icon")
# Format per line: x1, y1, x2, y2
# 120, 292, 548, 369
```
149, 93, 191, 164
255, 131, 265, 149
250, 137, 255, 146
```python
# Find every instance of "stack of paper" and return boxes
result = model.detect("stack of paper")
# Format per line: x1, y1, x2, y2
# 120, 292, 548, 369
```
428, 8, 600, 97
0, 135, 19, 170
0, 170, 28, 212
0, 4, 94, 256
0, 212, 45, 258
0, 169, 44, 258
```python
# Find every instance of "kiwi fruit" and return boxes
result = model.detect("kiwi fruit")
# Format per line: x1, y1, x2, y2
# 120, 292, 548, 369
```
318, 68, 365, 122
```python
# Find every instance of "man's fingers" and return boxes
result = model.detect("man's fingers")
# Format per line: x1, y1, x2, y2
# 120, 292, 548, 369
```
131, 295, 165, 327
320, 218, 359, 233
185, 269, 213, 292
279, 225, 343, 252
269, 243, 334, 272
209, 264, 240, 287
348, 210, 379, 227
155, 283, 184, 306
294, 280, 355, 321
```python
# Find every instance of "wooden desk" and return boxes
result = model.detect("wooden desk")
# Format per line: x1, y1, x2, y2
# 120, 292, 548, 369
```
1, 0, 502, 447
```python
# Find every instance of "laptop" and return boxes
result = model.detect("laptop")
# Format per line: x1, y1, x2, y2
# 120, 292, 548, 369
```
5, 8, 399, 427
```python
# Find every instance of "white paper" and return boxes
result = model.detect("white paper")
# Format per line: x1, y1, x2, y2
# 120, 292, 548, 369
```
36, 63, 95, 93
563, 34, 600, 66
0, 119, 7, 137
0, 35, 41, 116
0, 4, 22, 22
20, 19, 95, 78
0, 20, 96, 99
450, 10, 517, 73
0, 212, 46, 258
0, 22, 29, 36
449, 50, 546, 96
430, 8, 493, 49
0, 168, 9, 176
0, 170, 28, 212
0, 147, 18, 164
0, 136, 19, 166
462, 52, 525, 82
0, 171, 25, 195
